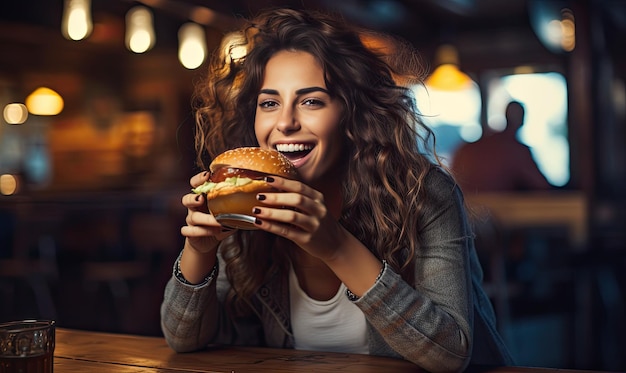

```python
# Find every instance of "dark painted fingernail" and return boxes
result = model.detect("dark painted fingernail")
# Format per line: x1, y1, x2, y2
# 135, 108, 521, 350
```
195, 194, 201, 201
253, 208, 261, 214
257, 194, 266, 201
264, 176, 275, 183
203, 171, 209, 177
254, 218, 262, 225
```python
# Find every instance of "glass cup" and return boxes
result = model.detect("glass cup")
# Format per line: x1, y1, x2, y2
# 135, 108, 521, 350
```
0, 320, 55, 373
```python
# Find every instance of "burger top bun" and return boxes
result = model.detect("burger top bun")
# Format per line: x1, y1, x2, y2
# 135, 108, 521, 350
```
210, 147, 298, 179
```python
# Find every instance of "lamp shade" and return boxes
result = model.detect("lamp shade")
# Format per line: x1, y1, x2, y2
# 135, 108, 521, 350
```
25, 87, 64, 116
425, 44, 473, 91
425, 64, 473, 91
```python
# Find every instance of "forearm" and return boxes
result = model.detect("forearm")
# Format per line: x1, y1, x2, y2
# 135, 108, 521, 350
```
357, 265, 472, 372
160, 275, 219, 352
179, 238, 218, 284
324, 228, 384, 298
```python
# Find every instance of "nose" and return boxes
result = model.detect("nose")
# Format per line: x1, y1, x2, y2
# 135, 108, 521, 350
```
275, 106, 301, 134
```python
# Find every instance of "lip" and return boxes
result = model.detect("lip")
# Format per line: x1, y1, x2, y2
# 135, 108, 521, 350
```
287, 150, 313, 168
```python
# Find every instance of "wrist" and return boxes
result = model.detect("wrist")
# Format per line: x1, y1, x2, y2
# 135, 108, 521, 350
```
323, 231, 384, 298
173, 250, 218, 286
179, 241, 218, 284
185, 236, 220, 255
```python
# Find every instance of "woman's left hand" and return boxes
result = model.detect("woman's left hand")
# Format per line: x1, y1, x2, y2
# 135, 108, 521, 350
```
251, 176, 348, 261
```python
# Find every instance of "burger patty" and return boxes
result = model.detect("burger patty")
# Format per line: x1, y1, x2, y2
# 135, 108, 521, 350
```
210, 167, 270, 183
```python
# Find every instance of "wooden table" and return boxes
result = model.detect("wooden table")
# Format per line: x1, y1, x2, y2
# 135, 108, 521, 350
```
54, 328, 420, 372
53, 328, 605, 372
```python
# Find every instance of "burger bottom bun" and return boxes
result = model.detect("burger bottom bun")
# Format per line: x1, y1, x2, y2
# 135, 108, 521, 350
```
208, 185, 276, 230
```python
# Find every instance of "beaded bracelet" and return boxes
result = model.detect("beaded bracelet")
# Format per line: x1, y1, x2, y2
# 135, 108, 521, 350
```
173, 250, 218, 287
345, 260, 387, 301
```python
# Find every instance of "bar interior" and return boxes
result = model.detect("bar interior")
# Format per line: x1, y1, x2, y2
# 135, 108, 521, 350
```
1, 0, 625, 371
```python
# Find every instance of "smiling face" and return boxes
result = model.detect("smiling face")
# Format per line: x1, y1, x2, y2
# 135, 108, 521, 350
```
254, 50, 345, 186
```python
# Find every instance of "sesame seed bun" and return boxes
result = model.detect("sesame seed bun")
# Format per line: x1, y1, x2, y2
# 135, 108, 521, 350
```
209, 147, 298, 178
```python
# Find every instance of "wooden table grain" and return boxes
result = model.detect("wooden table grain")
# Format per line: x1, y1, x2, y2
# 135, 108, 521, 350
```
53, 328, 610, 373
54, 328, 421, 372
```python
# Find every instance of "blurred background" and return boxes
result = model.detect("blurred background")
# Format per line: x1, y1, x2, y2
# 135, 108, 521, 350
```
0, 0, 625, 370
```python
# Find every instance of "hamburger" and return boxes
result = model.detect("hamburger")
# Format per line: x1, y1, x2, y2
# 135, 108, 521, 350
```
192, 147, 298, 230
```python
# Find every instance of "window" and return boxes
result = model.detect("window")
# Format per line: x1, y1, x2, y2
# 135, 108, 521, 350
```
413, 71, 569, 187
487, 72, 569, 187
412, 81, 482, 164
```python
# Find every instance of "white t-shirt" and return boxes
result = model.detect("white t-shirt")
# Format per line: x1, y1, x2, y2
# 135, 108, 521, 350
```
288, 265, 369, 354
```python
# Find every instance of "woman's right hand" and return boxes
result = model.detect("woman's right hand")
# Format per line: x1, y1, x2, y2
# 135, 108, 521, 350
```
181, 171, 235, 255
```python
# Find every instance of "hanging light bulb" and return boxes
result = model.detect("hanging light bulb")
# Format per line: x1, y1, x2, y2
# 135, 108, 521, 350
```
3, 103, 29, 124
425, 44, 473, 91
178, 23, 207, 69
125, 6, 156, 53
25, 87, 64, 116
62, 0, 93, 41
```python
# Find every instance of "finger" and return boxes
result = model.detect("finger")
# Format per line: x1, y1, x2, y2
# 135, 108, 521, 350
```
253, 217, 311, 244
252, 206, 319, 233
181, 224, 218, 238
186, 210, 219, 227
265, 176, 323, 201
190, 171, 210, 187
182, 192, 205, 208
256, 191, 326, 217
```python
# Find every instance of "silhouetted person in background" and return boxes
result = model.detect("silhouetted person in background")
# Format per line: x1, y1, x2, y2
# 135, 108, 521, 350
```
451, 101, 551, 194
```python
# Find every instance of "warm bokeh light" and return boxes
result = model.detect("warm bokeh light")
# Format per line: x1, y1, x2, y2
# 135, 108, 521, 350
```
178, 23, 207, 69
62, 0, 93, 41
529, 4, 576, 53
425, 44, 473, 91
0, 174, 19, 195
125, 6, 155, 53
560, 9, 576, 52
25, 87, 64, 116
425, 64, 473, 91
3, 103, 29, 124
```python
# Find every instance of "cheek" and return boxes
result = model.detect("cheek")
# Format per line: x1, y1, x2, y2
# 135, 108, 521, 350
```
319, 116, 345, 162
253, 116, 270, 145
319, 113, 344, 143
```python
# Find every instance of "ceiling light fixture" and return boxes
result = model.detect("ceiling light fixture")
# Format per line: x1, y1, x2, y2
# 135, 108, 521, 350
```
62, 0, 93, 41
25, 87, 64, 116
178, 22, 207, 69
125, 6, 156, 53
425, 44, 473, 91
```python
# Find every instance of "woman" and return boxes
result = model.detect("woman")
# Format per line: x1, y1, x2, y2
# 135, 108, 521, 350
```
161, 8, 513, 372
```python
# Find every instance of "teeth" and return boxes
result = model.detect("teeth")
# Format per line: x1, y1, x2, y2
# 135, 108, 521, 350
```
275, 144, 313, 153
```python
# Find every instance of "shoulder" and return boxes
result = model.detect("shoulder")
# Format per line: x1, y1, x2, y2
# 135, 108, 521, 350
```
421, 166, 466, 212
423, 166, 460, 198
418, 166, 471, 233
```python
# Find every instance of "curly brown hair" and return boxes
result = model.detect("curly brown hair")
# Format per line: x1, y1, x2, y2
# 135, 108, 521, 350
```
193, 7, 441, 314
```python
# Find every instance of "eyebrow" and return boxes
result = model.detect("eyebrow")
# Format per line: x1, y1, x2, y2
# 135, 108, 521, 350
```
258, 86, 330, 96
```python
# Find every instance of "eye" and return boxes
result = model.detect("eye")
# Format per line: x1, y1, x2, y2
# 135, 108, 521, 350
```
258, 100, 278, 109
301, 98, 325, 107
